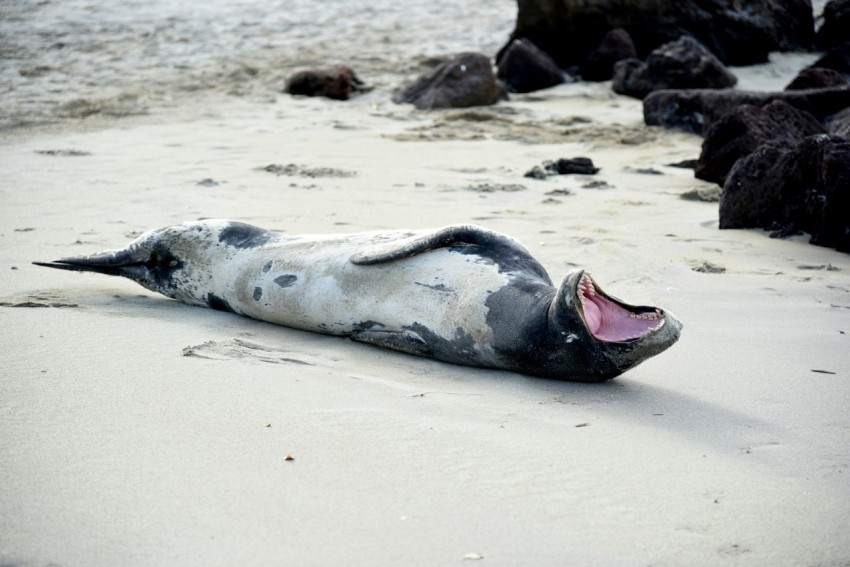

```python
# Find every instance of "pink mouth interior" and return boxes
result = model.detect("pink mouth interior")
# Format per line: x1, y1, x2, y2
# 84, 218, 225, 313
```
578, 274, 664, 342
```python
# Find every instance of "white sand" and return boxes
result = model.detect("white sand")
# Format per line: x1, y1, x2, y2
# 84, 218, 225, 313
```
2, 45, 850, 567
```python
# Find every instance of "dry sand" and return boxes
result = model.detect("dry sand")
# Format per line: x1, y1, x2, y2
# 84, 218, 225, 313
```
2, 3, 849, 565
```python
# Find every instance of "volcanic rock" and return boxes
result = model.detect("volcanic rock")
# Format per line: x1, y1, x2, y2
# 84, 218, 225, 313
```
285, 65, 364, 100
497, 38, 565, 93
583, 28, 638, 82
393, 53, 505, 110
500, 0, 814, 69
643, 86, 850, 134
695, 100, 825, 186
720, 134, 850, 252
612, 36, 737, 100
785, 67, 848, 90
815, 0, 850, 49
809, 41, 850, 78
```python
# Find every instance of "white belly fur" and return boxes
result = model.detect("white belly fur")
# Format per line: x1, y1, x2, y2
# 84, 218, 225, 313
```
215, 232, 512, 351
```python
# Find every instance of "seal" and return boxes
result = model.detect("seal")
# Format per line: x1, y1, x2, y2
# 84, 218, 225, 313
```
34, 220, 682, 381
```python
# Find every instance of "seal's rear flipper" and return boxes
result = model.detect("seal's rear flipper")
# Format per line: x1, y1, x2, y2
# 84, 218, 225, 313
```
350, 224, 532, 265
351, 329, 434, 358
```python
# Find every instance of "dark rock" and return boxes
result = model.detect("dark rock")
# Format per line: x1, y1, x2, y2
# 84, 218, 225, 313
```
667, 159, 697, 168
551, 157, 599, 174
496, 38, 565, 93
643, 86, 850, 134
770, 0, 816, 51
393, 53, 505, 110
582, 28, 637, 82
825, 107, 850, 137
695, 100, 825, 186
500, 0, 814, 69
525, 157, 599, 178
809, 41, 850, 78
612, 36, 737, 100
785, 67, 848, 90
524, 166, 548, 180
284, 65, 364, 100
720, 134, 850, 252
815, 0, 850, 49
609, 58, 644, 93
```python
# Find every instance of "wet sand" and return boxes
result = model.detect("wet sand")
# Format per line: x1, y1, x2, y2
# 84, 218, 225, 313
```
1, 1, 849, 565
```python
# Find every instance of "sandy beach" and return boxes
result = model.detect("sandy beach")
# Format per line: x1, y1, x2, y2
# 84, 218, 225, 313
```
2, 1, 849, 565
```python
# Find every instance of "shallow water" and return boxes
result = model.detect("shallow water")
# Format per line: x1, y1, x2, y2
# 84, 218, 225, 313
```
0, 0, 516, 129
0, 0, 831, 132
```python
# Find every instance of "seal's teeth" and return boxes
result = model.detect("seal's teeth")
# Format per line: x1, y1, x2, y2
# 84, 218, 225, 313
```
630, 311, 662, 321
579, 275, 596, 296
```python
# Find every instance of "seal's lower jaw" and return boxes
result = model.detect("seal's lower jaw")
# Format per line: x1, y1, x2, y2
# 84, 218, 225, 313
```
577, 273, 665, 342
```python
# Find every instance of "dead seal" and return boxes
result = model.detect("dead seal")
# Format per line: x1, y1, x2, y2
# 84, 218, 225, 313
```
34, 221, 682, 381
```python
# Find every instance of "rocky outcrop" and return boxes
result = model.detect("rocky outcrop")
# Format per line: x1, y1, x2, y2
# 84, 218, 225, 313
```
284, 66, 364, 100
643, 86, 850, 134
612, 36, 736, 99
720, 134, 850, 252
393, 53, 505, 110
771, 0, 817, 51
695, 100, 825, 186
815, 0, 850, 49
826, 108, 850, 137
501, 0, 815, 70
582, 28, 637, 81
809, 42, 850, 79
496, 39, 565, 93
785, 67, 848, 90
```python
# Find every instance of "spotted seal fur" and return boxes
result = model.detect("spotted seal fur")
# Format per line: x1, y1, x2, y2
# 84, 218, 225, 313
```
34, 220, 682, 381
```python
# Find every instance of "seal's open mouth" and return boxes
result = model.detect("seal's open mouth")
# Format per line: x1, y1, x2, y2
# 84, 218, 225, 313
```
577, 273, 664, 342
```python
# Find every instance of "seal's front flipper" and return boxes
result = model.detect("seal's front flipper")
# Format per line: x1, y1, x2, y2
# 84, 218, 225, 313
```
349, 224, 531, 265
351, 329, 434, 358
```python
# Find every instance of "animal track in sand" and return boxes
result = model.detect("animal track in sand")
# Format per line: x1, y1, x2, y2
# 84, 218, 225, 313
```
465, 182, 527, 193
35, 149, 92, 156
182, 338, 318, 366
258, 163, 356, 178
0, 293, 78, 308
690, 260, 726, 273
